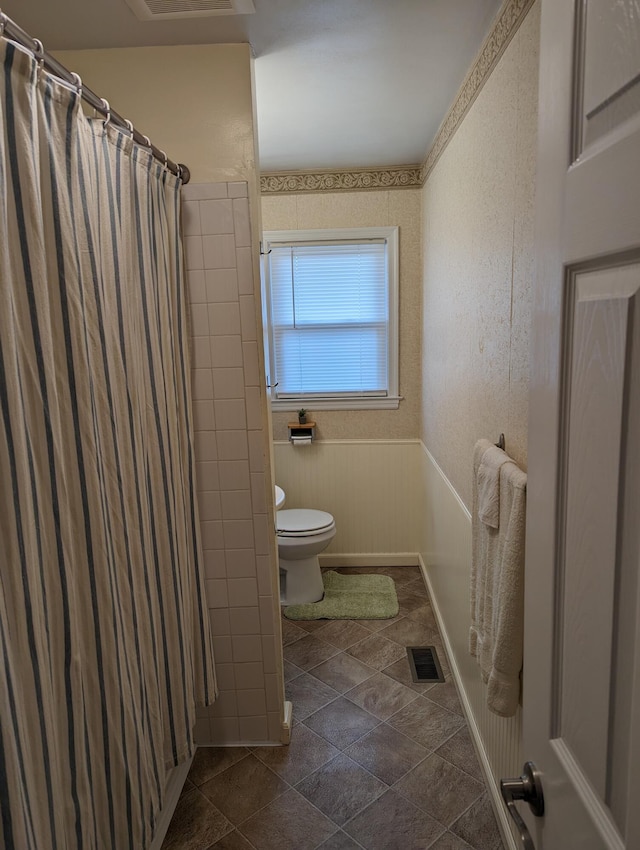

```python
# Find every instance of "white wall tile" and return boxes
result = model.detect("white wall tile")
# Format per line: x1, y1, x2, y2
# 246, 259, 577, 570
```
221, 489, 253, 520
191, 369, 214, 400
238, 295, 257, 341
184, 235, 204, 270
223, 519, 255, 550
261, 635, 277, 674
193, 718, 211, 743
182, 201, 202, 236
225, 548, 257, 577
267, 713, 281, 742
237, 690, 266, 717
256, 556, 273, 596
244, 387, 262, 431
232, 635, 263, 663
198, 491, 222, 521
241, 341, 260, 386
214, 399, 247, 430
206, 578, 228, 608
211, 717, 240, 744
203, 549, 226, 579
212, 367, 245, 399
189, 304, 210, 337
250, 472, 267, 514
182, 182, 228, 201
218, 459, 251, 490
196, 460, 219, 491
234, 662, 264, 690
264, 674, 280, 711
227, 577, 258, 608
212, 635, 232, 663
194, 431, 217, 462
247, 431, 265, 472
239, 716, 268, 741
200, 199, 234, 235
211, 336, 243, 369
217, 429, 249, 460
232, 198, 251, 247
208, 302, 241, 336
258, 596, 274, 635
228, 181, 248, 198
192, 400, 215, 431
187, 270, 206, 304
192, 337, 212, 368
216, 663, 236, 690
201, 520, 224, 550
252, 514, 271, 557
209, 609, 230, 636
229, 606, 261, 635
205, 268, 239, 303
235, 247, 254, 296
212, 691, 237, 717
182, 184, 281, 745
203, 234, 237, 269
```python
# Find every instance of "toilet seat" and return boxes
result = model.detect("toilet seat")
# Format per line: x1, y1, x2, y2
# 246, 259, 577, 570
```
276, 508, 335, 537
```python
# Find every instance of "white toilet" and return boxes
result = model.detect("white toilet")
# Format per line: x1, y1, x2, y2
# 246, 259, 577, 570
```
276, 505, 336, 605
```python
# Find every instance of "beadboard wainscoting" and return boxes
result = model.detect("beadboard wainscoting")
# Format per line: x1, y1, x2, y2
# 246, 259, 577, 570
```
273, 439, 422, 563
419, 442, 522, 850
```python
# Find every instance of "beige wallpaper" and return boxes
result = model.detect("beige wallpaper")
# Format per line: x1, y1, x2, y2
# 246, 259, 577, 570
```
421, 2, 540, 509
261, 189, 423, 441
55, 44, 257, 186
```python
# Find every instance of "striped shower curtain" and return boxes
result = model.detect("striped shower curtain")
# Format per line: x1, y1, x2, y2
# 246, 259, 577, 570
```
0, 39, 216, 849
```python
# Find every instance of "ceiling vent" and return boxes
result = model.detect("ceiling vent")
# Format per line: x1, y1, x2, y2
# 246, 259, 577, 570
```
124, 0, 255, 20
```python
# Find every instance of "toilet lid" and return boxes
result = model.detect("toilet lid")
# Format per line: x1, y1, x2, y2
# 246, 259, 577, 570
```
276, 508, 334, 534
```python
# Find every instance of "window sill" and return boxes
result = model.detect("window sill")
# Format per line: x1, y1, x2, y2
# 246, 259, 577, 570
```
270, 397, 402, 412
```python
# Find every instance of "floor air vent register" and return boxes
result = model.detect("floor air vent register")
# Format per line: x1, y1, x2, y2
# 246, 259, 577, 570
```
407, 646, 445, 683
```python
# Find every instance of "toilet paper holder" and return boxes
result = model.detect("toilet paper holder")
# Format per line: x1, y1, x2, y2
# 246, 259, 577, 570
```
288, 420, 315, 443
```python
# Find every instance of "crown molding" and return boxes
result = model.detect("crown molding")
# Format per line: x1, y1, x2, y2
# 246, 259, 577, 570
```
260, 165, 423, 195
259, 0, 536, 196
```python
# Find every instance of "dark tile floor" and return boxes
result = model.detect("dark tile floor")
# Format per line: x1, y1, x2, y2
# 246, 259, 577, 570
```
162, 567, 504, 850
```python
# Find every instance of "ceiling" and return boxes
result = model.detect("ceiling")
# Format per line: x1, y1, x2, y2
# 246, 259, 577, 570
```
1, 0, 503, 172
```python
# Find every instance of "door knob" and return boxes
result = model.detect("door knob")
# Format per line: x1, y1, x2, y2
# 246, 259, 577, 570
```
500, 762, 544, 850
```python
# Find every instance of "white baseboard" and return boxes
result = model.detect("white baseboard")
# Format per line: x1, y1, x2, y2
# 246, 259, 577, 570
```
150, 755, 194, 850
418, 555, 517, 850
319, 553, 420, 567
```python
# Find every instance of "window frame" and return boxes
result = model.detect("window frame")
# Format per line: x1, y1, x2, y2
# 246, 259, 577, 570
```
262, 226, 400, 411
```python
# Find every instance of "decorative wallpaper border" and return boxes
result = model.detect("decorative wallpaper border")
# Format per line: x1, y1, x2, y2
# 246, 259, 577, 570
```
421, 0, 535, 183
260, 0, 536, 196
260, 166, 423, 195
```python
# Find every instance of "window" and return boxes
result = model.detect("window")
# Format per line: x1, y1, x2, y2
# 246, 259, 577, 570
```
262, 227, 399, 410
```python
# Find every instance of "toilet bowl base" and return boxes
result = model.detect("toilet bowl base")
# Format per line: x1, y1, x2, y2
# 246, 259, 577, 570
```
280, 555, 324, 605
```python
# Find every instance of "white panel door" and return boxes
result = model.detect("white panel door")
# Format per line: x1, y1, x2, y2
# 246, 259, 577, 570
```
521, 1, 640, 849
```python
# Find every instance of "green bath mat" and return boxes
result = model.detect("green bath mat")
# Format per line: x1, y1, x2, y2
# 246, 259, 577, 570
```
283, 570, 399, 621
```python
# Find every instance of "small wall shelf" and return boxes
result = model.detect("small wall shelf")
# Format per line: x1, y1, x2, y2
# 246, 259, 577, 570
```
288, 421, 316, 442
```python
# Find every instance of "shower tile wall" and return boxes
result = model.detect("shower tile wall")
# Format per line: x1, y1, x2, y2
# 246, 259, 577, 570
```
182, 181, 284, 746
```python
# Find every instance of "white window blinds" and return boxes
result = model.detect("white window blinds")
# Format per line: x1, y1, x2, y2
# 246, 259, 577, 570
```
268, 239, 390, 398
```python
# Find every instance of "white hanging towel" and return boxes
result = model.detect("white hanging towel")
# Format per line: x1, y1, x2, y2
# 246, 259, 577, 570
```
470, 439, 527, 717
476, 443, 510, 528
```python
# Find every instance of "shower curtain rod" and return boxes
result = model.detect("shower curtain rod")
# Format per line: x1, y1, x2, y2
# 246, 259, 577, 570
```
0, 10, 191, 183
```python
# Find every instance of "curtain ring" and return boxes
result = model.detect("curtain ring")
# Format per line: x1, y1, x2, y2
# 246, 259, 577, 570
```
159, 149, 168, 168
0, 14, 7, 37
124, 118, 134, 136
142, 135, 151, 148
32, 39, 46, 76
70, 72, 82, 95
100, 97, 111, 130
